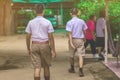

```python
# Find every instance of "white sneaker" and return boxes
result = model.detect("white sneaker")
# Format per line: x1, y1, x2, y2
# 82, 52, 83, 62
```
93, 54, 99, 58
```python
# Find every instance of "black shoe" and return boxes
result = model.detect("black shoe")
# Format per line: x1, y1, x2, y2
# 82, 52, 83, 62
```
98, 57, 104, 61
79, 68, 84, 77
98, 54, 105, 61
68, 68, 75, 73
44, 76, 50, 80
34, 77, 40, 80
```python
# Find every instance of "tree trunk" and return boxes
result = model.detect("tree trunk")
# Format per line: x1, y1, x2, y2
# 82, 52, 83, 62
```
0, 0, 11, 35
104, 0, 108, 63
0, 0, 5, 35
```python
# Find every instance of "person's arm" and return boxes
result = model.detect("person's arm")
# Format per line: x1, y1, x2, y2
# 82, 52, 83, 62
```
26, 33, 31, 55
66, 22, 75, 49
48, 33, 56, 58
103, 29, 105, 36
102, 19, 106, 36
83, 21, 88, 41
90, 30, 95, 40
83, 30, 86, 42
68, 31, 75, 49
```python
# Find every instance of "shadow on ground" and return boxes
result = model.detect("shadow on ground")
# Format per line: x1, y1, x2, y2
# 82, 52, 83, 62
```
0, 50, 119, 80
0, 50, 31, 70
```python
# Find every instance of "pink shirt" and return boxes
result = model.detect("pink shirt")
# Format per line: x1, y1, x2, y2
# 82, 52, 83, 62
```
86, 20, 95, 40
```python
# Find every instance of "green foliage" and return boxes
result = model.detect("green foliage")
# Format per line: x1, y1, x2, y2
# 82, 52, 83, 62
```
109, 2, 120, 39
63, 9, 71, 25
16, 0, 120, 38
17, 9, 35, 27
77, 0, 105, 21
17, 9, 35, 20
26, 11, 36, 19
45, 9, 53, 15
76, 0, 120, 39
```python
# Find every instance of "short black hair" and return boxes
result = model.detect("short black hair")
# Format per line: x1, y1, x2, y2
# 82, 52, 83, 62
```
71, 8, 78, 15
89, 14, 95, 20
35, 4, 45, 14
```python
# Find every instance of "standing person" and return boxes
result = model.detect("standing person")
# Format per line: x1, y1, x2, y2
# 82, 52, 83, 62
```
85, 14, 97, 58
25, 4, 56, 80
96, 10, 106, 60
66, 8, 87, 77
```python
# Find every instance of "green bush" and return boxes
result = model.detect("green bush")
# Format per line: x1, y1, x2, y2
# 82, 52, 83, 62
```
109, 2, 120, 39
76, 0, 120, 39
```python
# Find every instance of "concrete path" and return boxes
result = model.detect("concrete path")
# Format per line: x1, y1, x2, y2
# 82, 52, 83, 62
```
0, 35, 119, 80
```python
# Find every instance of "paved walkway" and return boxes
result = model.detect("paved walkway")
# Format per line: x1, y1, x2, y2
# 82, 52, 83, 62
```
0, 56, 95, 80
0, 35, 119, 80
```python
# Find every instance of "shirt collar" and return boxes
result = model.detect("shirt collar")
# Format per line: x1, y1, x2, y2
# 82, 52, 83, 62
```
72, 16, 78, 19
100, 17, 105, 19
36, 16, 43, 18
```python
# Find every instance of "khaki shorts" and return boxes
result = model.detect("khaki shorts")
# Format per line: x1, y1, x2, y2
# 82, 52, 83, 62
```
69, 39, 85, 57
31, 43, 52, 68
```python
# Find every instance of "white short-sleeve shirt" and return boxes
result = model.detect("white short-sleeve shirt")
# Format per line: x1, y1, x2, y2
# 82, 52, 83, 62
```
66, 17, 88, 38
25, 16, 54, 42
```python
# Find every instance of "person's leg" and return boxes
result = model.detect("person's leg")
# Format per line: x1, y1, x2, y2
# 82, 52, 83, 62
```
68, 40, 75, 73
101, 47, 104, 52
68, 57, 75, 73
79, 56, 84, 77
96, 37, 101, 57
97, 47, 102, 55
34, 68, 41, 80
97, 47, 101, 53
96, 46, 105, 60
44, 65, 50, 80
40, 44, 52, 80
98, 47, 105, 60
98, 48, 105, 60
84, 40, 89, 48
96, 38, 102, 59
79, 56, 84, 68
98, 38, 105, 60
90, 40, 96, 58
77, 41, 85, 77
31, 44, 41, 80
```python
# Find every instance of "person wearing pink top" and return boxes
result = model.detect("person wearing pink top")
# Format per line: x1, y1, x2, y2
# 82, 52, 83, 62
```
85, 14, 97, 58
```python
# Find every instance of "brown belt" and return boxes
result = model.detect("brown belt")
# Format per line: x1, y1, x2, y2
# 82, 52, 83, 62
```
32, 41, 49, 44
72, 38, 84, 39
